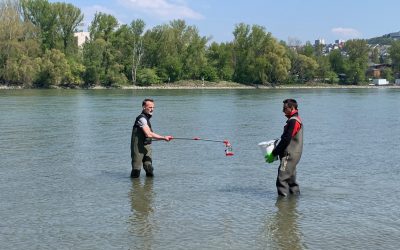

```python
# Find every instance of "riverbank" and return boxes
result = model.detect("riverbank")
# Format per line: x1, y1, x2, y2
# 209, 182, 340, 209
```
120, 83, 400, 89
1, 80, 400, 90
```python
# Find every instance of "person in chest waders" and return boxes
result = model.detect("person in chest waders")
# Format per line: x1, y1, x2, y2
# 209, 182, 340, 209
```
130, 98, 173, 178
266, 99, 303, 196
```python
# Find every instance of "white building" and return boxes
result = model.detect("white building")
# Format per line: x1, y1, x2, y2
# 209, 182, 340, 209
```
314, 38, 325, 46
74, 32, 90, 47
373, 79, 389, 86
335, 39, 345, 48
335, 39, 345, 44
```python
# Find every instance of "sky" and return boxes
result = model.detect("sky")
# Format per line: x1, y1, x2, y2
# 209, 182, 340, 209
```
51, 0, 400, 45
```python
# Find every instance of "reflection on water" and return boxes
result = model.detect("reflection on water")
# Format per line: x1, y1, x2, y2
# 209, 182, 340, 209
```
129, 178, 155, 249
265, 197, 305, 250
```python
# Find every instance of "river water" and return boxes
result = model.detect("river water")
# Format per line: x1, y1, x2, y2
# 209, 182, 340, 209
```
1, 88, 399, 250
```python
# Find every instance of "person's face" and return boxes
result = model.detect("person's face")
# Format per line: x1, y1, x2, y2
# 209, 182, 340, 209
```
282, 104, 293, 116
143, 101, 155, 115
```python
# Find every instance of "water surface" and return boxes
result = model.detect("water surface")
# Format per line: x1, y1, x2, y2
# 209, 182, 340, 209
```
1, 88, 399, 249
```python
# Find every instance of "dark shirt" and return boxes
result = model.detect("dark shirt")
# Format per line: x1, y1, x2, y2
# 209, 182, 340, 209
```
272, 111, 302, 157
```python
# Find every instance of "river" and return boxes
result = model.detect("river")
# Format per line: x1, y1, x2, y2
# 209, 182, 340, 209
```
1, 88, 399, 249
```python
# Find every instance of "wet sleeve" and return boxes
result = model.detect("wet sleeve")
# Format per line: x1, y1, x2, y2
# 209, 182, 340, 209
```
272, 119, 296, 156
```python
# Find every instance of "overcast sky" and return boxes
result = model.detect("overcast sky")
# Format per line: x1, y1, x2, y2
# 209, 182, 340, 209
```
51, 0, 400, 44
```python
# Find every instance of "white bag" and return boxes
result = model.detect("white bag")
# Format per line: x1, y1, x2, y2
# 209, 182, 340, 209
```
258, 139, 279, 162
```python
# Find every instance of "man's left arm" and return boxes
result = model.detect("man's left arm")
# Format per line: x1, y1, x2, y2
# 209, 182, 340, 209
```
142, 125, 173, 141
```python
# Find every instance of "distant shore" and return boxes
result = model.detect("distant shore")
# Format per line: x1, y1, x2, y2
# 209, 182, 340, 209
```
119, 84, 400, 90
1, 81, 400, 90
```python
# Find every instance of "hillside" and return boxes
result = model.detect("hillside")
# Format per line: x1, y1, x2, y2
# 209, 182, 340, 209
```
367, 31, 400, 45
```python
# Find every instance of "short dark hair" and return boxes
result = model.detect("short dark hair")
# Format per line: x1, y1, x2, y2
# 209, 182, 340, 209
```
142, 98, 154, 107
283, 99, 298, 109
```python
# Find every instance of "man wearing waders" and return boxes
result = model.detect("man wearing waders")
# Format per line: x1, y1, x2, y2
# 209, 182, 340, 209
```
130, 98, 173, 178
266, 99, 303, 196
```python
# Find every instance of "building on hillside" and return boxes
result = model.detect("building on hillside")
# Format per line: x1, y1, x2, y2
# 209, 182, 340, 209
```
74, 32, 90, 47
335, 39, 345, 49
314, 38, 325, 46
389, 31, 400, 40
367, 63, 391, 78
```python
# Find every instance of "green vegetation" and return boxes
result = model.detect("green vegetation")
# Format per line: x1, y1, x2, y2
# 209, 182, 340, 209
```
367, 34, 397, 46
1, 0, 400, 88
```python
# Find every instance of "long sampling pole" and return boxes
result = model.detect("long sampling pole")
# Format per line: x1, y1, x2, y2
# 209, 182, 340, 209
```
162, 137, 234, 156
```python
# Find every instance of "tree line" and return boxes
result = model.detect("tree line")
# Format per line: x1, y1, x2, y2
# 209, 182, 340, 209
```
2, 0, 400, 88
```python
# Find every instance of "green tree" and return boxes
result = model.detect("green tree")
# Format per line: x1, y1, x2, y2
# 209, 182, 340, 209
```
381, 67, 394, 83
137, 68, 160, 85
290, 54, 318, 83
232, 23, 251, 83
89, 12, 118, 42
329, 49, 348, 74
264, 40, 291, 84
299, 42, 314, 57
141, 19, 208, 83
181, 25, 209, 80
344, 39, 369, 84
53, 2, 83, 55
35, 49, 71, 87
142, 23, 183, 81
82, 39, 104, 86
206, 42, 234, 81
2, 56, 40, 86
84, 12, 125, 86
389, 40, 400, 78
130, 19, 145, 84
370, 46, 380, 64
313, 44, 325, 58
232, 23, 290, 85
112, 19, 145, 85
21, 0, 58, 51
0, 0, 41, 85
315, 53, 337, 84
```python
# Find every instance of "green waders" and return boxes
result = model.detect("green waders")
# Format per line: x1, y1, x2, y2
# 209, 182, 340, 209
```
276, 152, 301, 196
131, 128, 153, 178
276, 116, 303, 196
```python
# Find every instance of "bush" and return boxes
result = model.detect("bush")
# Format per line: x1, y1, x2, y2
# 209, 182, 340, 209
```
105, 64, 128, 87
326, 71, 339, 84
137, 68, 161, 85
34, 49, 71, 87
202, 65, 219, 82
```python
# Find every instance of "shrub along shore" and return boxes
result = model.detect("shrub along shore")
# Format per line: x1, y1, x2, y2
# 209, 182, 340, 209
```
1, 81, 399, 90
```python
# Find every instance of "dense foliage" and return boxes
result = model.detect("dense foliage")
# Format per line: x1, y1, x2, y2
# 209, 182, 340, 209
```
1, 0, 400, 88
